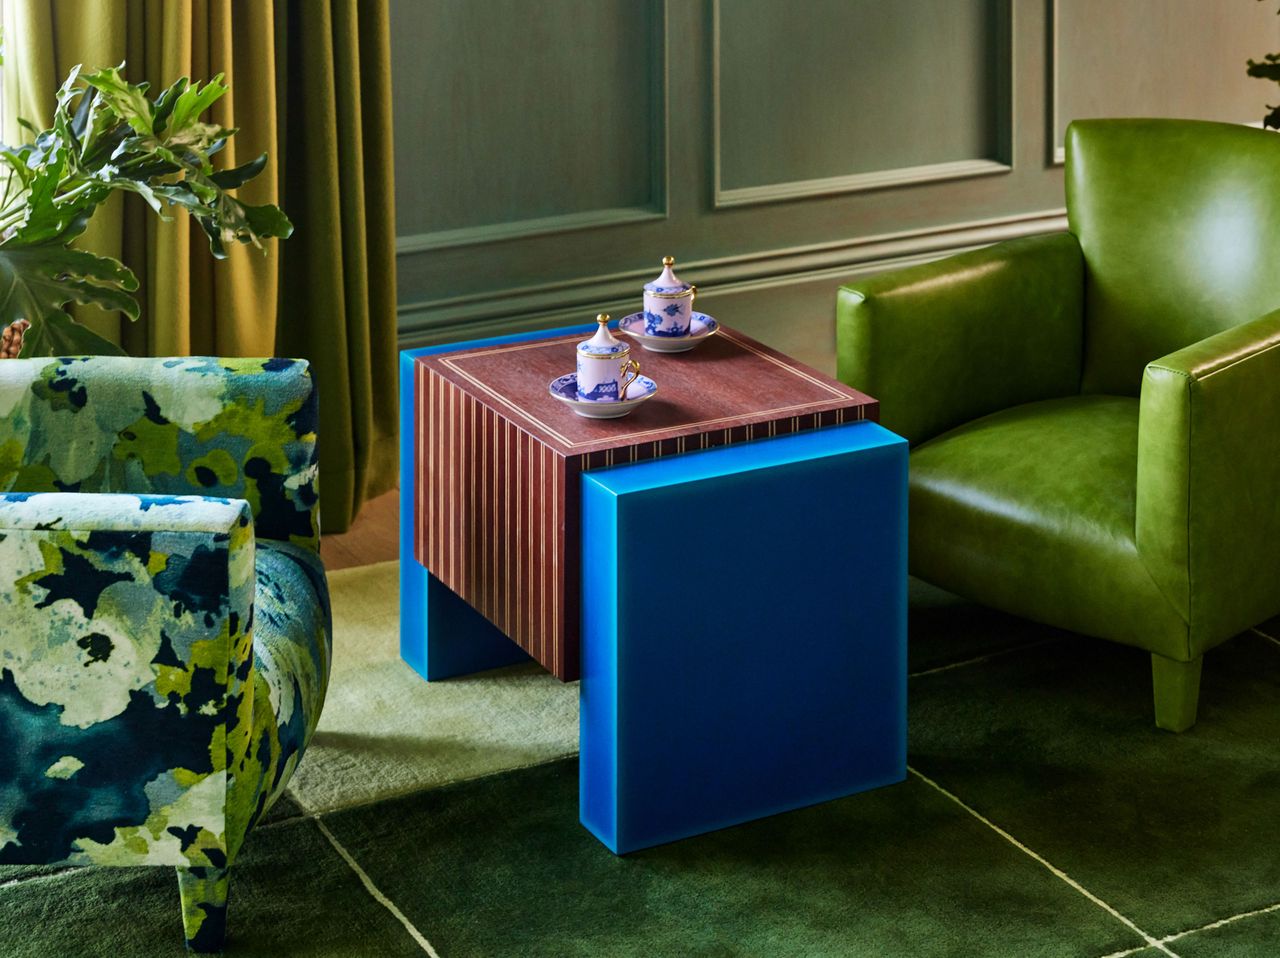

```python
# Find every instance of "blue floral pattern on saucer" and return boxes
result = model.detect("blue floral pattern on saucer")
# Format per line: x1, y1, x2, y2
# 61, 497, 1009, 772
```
643, 310, 687, 337
619, 312, 720, 353
549, 372, 658, 419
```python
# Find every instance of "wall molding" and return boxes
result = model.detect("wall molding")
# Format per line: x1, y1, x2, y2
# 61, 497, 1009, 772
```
395, 206, 666, 256
710, 0, 1016, 209
396, 0, 671, 255
398, 207, 1068, 347
1048, 0, 1065, 165
713, 160, 1014, 209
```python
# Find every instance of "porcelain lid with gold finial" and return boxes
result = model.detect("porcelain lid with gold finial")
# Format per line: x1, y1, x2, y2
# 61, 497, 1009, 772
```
644, 255, 693, 295
577, 313, 629, 357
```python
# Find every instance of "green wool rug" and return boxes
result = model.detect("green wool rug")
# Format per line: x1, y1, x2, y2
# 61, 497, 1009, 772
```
3, 565, 1280, 957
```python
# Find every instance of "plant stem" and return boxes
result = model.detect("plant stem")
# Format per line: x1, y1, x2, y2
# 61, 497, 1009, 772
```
0, 177, 97, 236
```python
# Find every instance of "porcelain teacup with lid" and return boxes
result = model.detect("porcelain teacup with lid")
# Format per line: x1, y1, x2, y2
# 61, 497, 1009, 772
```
576, 313, 641, 402
642, 256, 697, 337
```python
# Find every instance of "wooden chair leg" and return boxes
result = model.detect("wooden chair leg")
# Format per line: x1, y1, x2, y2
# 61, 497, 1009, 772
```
177, 865, 230, 952
1151, 653, 1203, 732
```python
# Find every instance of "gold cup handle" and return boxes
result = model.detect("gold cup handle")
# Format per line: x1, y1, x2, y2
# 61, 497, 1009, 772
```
618, 357, 641, 400
688, 284, 697, 307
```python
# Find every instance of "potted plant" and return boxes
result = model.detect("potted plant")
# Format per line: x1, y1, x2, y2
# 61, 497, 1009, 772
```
0, 63, 290, 357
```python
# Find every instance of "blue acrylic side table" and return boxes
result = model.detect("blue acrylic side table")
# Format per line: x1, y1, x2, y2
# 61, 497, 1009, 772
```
400, 327, 907, 853
579, 422, 906, 853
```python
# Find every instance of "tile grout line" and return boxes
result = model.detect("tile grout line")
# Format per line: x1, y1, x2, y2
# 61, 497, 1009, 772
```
1095, 899, 1280, 958
908, 638, 1059, 679
908, 766, 1179, 958
290, 787, 443, 958
312, 814, 444, 958
1151, 899, 1280, 953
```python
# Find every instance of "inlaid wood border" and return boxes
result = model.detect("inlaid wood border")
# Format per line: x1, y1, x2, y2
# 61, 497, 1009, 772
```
434, 328, 853, 451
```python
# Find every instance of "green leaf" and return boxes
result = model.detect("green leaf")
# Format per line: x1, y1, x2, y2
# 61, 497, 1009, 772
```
81, 65, 155, 136
152, 77, 188, 132
209, 152, 268, 190
4, 147, 106, 247
0, 60, 290, 350
194, 213, 228, 259
17, 308, 127, 357
4, 137, 75, 245
1248, 56, 1280, 82
148, 181, 206, 213
0, 148, 36, 191
52, 65, 83, 128
0, 243, 140, 343
241, 201, 293, 241
109, 177, 168, 216
166, 74, 228, 137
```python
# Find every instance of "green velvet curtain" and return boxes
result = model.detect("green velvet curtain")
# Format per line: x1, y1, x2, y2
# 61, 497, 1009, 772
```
1, 0, 398, 532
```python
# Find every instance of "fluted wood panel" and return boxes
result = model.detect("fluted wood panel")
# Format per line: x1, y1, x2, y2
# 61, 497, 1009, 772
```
413, 327, 875, 679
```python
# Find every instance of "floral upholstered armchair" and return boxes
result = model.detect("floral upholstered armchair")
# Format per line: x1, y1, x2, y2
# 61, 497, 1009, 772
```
0, 356, 332, 952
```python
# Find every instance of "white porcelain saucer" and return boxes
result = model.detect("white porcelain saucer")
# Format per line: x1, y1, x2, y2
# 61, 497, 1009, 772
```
549, 372, 658, 419
618, 311, 720, 353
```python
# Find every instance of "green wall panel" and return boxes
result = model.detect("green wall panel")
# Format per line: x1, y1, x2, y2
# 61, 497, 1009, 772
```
390, 0, 666, 245
715, 0, 1009, 201
392, 0, 1280, 374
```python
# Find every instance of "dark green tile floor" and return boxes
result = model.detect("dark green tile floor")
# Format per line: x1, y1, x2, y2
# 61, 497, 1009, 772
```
319, 759, 1144, 958
3, 580, 1279, 956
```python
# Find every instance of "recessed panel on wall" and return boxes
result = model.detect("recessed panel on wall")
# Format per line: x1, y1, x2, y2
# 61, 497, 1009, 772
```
1052, 0, 1279, 162
392, 0, 666, 250
713, 0, 1012, 207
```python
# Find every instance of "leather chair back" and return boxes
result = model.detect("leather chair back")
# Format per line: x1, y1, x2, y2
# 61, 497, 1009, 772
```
1067, 119, 1280, 395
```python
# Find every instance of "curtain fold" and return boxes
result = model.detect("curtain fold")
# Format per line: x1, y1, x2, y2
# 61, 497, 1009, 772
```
1, 0, 398, 532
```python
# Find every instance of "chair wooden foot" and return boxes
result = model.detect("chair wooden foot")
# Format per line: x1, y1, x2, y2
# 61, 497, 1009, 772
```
177, 865, 230, 952
1151, 653, 1202, 732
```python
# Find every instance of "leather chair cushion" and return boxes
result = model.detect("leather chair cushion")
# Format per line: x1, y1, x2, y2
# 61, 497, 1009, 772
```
1068, 120, 1280, 396
910, 395, 1187, 656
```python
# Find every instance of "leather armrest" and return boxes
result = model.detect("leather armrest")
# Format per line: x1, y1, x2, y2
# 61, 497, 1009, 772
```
836, 233, 1084, 445
1137, 308, 1280, 651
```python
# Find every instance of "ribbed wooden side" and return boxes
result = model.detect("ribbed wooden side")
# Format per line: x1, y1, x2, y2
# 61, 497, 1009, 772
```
418, 363, 573, 677
416, 358, 866, 681
573, 407, 858, 470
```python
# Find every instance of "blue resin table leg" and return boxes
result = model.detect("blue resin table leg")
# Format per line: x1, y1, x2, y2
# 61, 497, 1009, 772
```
399, 348, 529, 681
399, 560, 528, 680
579, 422, 908, 854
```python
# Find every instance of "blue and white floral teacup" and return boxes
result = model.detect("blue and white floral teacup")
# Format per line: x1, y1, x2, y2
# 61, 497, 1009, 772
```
642, 256, 697, 337
577, 314, 641, 402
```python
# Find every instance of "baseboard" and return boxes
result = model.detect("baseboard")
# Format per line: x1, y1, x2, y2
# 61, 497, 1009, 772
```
397, 208, 1068, 349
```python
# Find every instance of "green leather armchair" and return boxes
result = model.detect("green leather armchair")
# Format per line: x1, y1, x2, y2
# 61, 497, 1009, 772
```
837, 119, 1280, 731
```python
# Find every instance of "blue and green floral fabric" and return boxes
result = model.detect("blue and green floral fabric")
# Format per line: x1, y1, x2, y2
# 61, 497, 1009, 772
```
0, 357, 331, 952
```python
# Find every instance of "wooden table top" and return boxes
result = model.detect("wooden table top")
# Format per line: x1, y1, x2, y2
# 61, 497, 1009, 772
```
417, 325, 878, 456
414, 324, 878, 679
